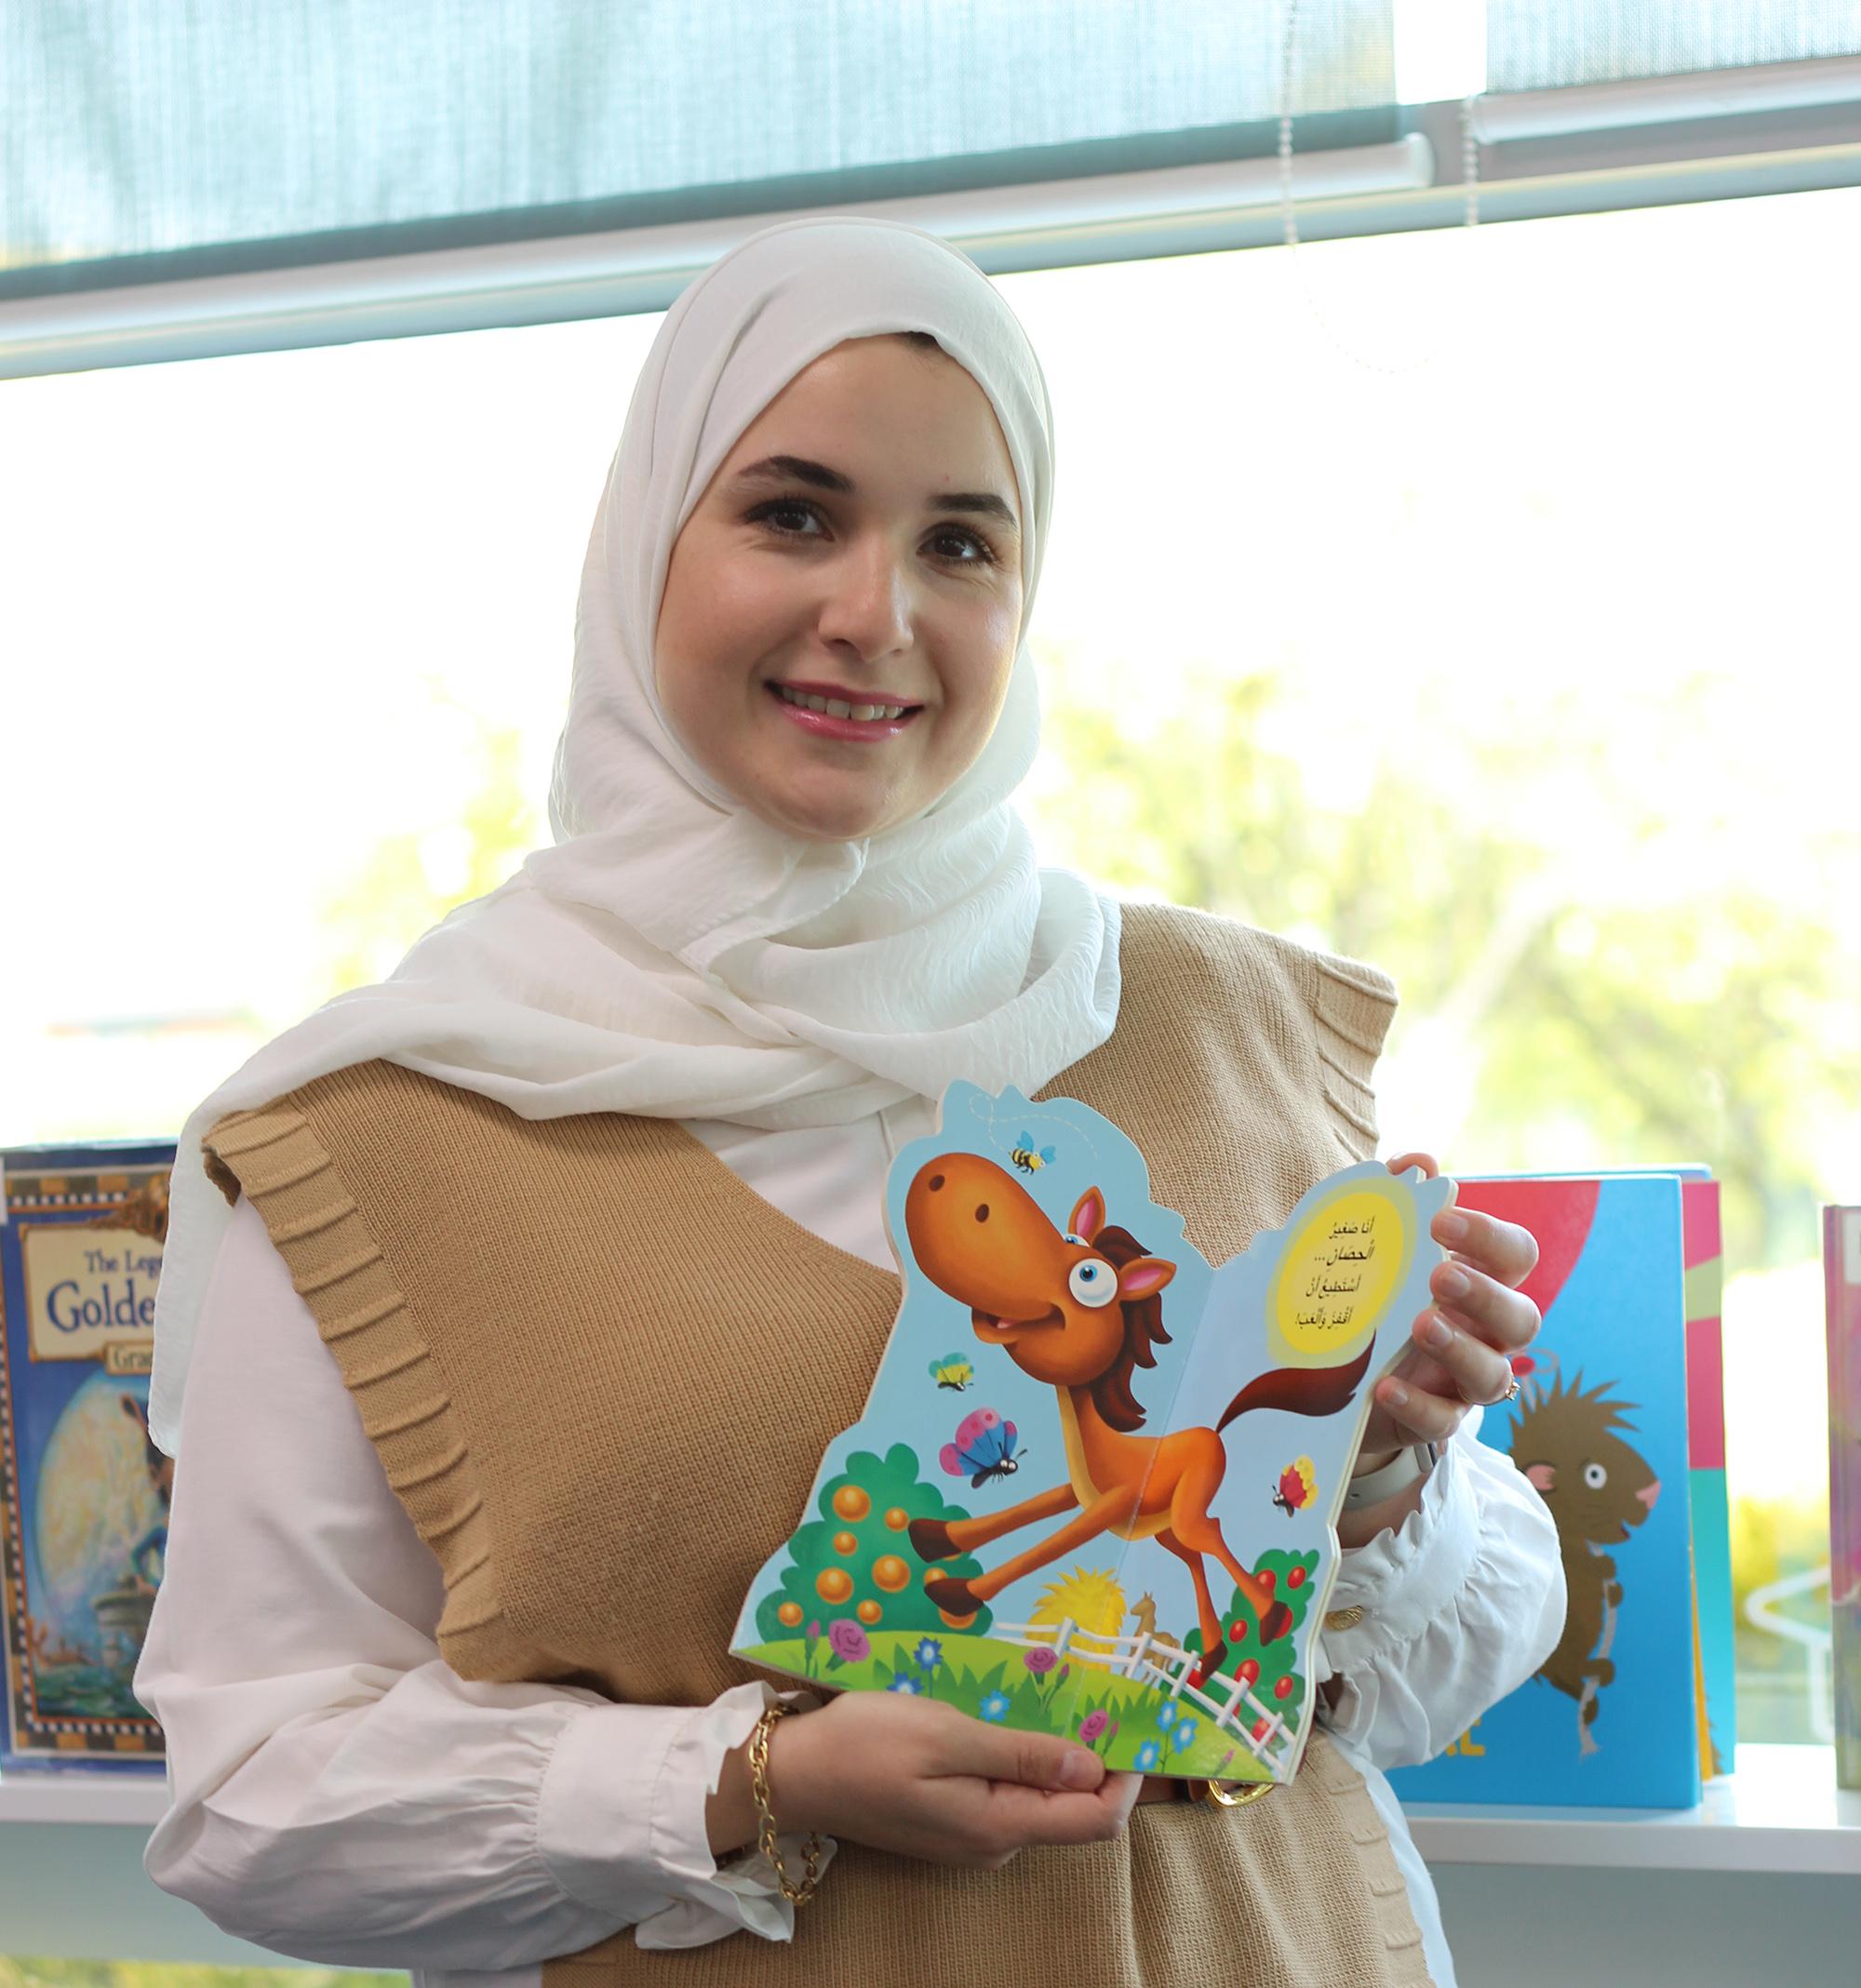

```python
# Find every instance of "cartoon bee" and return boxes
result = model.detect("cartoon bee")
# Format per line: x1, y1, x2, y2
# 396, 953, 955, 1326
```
940, 1408, 1024, 1489
927, 1352, 975, 1392
1271, 1456, 1318, 1517
1011, 1131, 1057, 1174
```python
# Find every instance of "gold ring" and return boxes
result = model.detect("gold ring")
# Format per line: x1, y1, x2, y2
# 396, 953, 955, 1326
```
1499, 1374, 1521, 1404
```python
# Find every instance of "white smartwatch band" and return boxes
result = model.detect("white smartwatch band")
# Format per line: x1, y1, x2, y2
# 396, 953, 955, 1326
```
1344, 1441, 1439, 1510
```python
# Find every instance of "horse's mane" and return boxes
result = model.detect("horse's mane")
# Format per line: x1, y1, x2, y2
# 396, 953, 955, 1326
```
1086, 1223, 1171, 1433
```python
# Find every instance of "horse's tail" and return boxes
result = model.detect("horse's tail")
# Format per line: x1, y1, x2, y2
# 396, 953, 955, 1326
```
1216, 1341, 1376, 1434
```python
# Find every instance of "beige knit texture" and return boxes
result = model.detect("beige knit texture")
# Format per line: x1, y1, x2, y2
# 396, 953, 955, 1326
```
202, 903, 1430, 1986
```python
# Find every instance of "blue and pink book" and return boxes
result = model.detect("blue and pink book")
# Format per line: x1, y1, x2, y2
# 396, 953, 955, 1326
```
1388, 1169, 1734, 1811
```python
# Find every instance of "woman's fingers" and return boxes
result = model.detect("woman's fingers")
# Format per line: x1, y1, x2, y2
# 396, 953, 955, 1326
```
1386, 1150, 1439, 1181
1433, 1206, 1540, 1289
975, 1771, 1144, 1852
1374, 1368, 1471, 1444
946, 1714, 1107, 1794
1429, 1258, 1541, 1360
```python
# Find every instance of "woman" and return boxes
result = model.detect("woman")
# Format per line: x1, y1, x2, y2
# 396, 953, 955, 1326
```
137, 217, 1561, 1988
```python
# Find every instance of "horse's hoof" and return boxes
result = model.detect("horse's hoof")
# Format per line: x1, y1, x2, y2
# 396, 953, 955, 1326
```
908, 1517, 960, 1562
1259, 1601, 1294, 1645
924, 1574, 979, 1615
1186, 1640, 1227, 1689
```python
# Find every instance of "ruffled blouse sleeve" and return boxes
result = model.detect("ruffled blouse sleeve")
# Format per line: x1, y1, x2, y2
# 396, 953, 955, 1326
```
136, 1194, 827, 1969
1313, 1415, 1567, 1770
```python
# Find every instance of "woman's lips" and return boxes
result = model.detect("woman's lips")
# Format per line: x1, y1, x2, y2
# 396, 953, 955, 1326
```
767, 680, 921, 740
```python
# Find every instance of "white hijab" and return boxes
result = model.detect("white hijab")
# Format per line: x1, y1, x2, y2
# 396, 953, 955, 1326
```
149, 215, 1120, 1456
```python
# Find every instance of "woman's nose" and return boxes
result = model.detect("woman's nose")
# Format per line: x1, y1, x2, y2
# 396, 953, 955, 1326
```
815, 538, 913, 662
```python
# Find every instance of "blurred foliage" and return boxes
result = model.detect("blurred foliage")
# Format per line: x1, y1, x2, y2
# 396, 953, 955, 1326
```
308, 659, 1861, 1280
1730, 1491, 1833, 1743
312, 694, 539, 1007
0, 1967, 400, 1988
1032, 659, 1861, 1275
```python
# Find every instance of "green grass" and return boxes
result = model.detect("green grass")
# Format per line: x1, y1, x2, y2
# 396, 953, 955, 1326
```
741, 1630, 1288, 1781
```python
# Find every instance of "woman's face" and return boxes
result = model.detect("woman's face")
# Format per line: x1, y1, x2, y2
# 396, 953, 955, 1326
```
655, 335, 1025, 842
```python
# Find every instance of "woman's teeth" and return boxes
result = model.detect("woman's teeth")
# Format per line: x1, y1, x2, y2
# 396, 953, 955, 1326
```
774, 684, 909, 722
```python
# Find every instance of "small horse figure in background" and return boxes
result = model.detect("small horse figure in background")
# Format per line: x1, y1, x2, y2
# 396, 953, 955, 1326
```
904, 1154, 1371, 1688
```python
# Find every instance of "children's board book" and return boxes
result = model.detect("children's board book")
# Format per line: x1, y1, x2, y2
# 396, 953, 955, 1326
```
1828, 1204, 1861, 1790
1, 1140, 174, 1772
1387, 1172, 1703, 1810
1682, 1178, 1735, 1777
732, 1083, 1453, 1788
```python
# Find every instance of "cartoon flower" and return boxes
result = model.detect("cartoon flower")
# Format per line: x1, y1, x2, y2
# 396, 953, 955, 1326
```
1024, 1646, 1058, 1675
980, 1690, 1012, 1723
1134, 1741, 1161, 1771
1171, 1718, 1199, 1752
805, 1621, 822, 1642
826, 1620, 870, 1666
1078, 1710, 1109, 1744
913, 1637, 944, 1672
888, 1674, 924, 1695
1156, 1701, 1178, 1729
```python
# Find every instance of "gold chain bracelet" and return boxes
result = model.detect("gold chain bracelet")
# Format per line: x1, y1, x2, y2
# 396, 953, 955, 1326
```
748, 1703, 825, 1906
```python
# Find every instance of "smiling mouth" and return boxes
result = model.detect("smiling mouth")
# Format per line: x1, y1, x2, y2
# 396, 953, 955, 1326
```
770, 682, 921, 723
971, 1304, 1064, 1342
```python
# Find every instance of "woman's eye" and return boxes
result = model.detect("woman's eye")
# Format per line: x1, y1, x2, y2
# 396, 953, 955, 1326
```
1068, 1259, 1118, 1308
928, 527, 997, 567
749, 499, 824, 538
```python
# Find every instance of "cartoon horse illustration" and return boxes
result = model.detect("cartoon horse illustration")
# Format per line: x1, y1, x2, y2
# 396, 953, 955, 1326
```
903, 1155, 1372, 1687
1507, 1370, 1659, 1752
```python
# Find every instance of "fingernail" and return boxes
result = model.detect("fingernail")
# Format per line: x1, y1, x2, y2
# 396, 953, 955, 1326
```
1059, 1749, 1102, 1790
1436, 1213, 1467, 1243
1436, 1266, 1468, 1300
1383, 1380, 1409, 1408
1423, 1314, 1452, 1350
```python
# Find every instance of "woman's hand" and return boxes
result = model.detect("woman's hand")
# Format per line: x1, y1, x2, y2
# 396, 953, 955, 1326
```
1351, 1151, 1542, 1467
716, 1691, 1142, 1870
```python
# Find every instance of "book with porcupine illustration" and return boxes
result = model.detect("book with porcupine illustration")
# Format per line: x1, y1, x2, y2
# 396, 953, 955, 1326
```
731, 1082, 1455, 1787
0, 1140, 174, 1773
1386, 1172, 1706, 1809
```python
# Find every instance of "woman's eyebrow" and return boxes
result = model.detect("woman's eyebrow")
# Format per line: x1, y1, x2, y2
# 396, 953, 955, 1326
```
730, 454, 1019, 530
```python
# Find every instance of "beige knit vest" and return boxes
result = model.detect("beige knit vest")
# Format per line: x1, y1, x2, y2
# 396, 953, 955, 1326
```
201, 903, 1432, 1988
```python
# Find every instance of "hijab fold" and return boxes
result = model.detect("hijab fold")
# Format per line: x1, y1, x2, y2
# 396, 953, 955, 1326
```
149, 216, 1119, 1457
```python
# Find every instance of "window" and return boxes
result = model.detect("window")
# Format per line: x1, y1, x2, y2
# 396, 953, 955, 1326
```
8, 185, 1854, 1741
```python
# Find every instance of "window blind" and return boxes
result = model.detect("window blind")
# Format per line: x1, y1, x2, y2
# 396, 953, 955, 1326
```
1, 0, 1396, 293
1485, 0, 1861, 92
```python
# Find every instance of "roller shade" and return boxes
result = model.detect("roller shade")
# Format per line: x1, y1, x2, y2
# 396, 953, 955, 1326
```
1486, 0, 1861, 92
1, 0, 1397, 292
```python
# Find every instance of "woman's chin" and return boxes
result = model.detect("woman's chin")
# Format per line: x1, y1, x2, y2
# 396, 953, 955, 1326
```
747, 775, 911, 844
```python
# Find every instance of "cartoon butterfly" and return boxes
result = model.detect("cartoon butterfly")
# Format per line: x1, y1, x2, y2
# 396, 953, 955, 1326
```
940, 1408, 1024, 1488
928, 1352, 975, 1391
1272, 1455, 1318, 1516
1011, 1132, 1057, 1175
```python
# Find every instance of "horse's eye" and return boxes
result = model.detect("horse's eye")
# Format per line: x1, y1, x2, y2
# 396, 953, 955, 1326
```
1068, 1259, 1118, 1308
1583, 1461, 1608, 1489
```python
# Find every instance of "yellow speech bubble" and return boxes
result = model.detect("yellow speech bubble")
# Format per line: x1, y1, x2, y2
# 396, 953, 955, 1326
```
1270, 1180, 1412, 1363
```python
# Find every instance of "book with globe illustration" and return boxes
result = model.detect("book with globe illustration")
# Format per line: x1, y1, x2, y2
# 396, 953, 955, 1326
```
1386, 1172, 1705, 1810
0, 1139, 175, 1772
731, 1082, 1454, 1787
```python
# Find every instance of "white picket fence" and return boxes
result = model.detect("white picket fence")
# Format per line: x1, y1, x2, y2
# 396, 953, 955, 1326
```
988, 1614, 1295, 1770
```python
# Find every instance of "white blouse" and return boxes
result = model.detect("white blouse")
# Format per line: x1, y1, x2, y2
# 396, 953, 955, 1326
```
135, 1099, 1564, 1988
